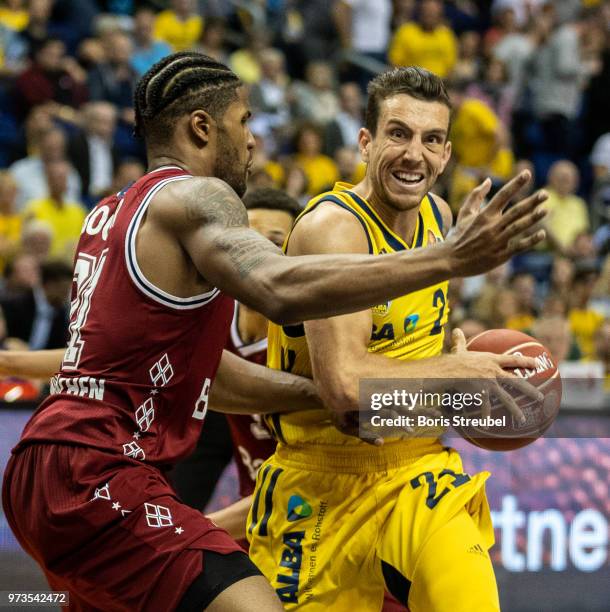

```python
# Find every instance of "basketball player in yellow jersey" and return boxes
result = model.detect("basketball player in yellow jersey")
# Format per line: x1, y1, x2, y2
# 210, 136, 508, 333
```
247, 67, 549, 611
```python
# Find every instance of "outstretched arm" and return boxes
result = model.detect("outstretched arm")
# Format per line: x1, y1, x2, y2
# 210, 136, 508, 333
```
209, 349, 321, 415
155, 171, 546, 324
0, 349, 64, 379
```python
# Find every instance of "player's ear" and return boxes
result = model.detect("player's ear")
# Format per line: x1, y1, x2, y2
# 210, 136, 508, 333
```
439, 140, 452, 174
190, 110, 213, 146
358, 128, 372, 164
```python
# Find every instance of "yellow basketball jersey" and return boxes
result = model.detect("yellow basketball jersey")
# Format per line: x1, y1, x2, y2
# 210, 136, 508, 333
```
266, 182, 449, 447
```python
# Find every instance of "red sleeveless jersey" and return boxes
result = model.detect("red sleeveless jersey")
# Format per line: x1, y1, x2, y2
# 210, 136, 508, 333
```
225, 303, 276, 497
16, 166, 234, 467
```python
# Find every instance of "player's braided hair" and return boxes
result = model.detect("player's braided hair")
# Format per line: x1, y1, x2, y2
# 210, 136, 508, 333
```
134, 52, 241, 144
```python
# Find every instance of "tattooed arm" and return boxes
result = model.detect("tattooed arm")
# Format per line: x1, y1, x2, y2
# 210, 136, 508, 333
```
156, 174, 546, 324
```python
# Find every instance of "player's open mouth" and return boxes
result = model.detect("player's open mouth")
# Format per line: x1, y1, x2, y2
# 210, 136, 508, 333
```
392, 171, 424, 186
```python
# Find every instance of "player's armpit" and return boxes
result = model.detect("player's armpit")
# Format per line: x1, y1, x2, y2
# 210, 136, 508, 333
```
0, 348, 64, 379
209, 350, 321, 415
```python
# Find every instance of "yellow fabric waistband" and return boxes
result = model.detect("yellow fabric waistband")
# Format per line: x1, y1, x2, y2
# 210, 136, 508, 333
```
273, 438, 444, 473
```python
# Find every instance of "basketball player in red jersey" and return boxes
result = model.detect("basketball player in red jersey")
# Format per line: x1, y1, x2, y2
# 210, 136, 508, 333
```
225, 188, 300, 500
2, 52, 548, 611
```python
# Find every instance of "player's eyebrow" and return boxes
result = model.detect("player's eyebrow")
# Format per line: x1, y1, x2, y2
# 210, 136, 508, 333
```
387, 119, 447, 139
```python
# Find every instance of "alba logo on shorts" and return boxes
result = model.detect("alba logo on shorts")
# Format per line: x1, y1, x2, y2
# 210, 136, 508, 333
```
287, 495, 312, 522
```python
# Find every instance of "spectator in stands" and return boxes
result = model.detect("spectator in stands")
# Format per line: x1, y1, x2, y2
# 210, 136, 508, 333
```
389, 0, 457, 78
506, 271, 538, 330
543, 160, 590, 253
9, 105, 54, 163
67, 101, 119, 203
284, 165, 309, 207
130, 7, 171, 78
249, 48, 291, 134
287, 0, 340, 72
540, 292, 568, 318
0, 171, 21, 271
11, 0, 56, 62
490, 0, 546, 28
10, 127, 81, 210
249, 134, 285, 188
76, 36, 106, 72
483, 5, 519, 55
291, 61, 340, 125
487, 287, 520, 328
591, 133, 610, 181
334, 146, 365, 184
528, 8, 599, 155
0, 259, 71, 349
0, 0, 27, 32
292, 122, 339, 197
571, 232, 597, 260
457, 318, 486, 341
447, 80, 514, 210
531, 316, 575, 364
453, 30, 481, 82
20, 219, 52, 263
229, 29, 268, 84
193, 16, 228, 64
0, 253, 39, 300
22, 159, 86, 263
107, 158, 144, 197
392, 0, 415, 29
333, 0, 392, 63
569, 263, 604, 360
88, 31, 136, 122
14, 37, 88, 120
324, 82, 363, 155
154, 0, 203, 52
548, 256, 575, 306
465, 57, 514, 129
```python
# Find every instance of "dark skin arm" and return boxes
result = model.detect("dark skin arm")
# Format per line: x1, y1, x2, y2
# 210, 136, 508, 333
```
210, 349, 321, 414
149, 170, 546, 325
0, 348, 320, 415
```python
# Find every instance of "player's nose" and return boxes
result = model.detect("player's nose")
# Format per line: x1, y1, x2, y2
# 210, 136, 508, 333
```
400, 138, 424, 163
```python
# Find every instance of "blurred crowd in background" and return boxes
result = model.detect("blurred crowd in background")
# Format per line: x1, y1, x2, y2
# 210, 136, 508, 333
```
0, 0, 607, 394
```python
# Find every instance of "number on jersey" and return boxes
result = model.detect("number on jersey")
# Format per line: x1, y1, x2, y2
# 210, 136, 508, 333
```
63, 250, 108, 370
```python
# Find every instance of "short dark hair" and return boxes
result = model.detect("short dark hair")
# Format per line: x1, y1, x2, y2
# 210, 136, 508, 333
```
243, 188, 301, 219
134, 52, 241, 145
365, 66, 451, 134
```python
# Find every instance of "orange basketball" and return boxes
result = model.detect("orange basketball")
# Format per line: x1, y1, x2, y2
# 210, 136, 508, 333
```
451, 329, 562, 451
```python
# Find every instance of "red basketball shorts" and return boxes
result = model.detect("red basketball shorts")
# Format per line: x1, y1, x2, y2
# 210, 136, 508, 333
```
2, 443, 244, 611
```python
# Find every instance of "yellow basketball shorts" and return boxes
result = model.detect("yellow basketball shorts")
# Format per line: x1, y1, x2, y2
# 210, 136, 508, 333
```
247, 443, 499, 612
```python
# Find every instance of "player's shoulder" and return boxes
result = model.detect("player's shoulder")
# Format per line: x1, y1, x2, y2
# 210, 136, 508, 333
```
427, 192, 452, 238
148, 176, 244, 229
288, 193, 370, 256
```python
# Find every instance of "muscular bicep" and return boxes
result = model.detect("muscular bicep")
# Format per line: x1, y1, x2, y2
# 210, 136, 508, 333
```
291, 205, 373, 410
155, 176, 283, 311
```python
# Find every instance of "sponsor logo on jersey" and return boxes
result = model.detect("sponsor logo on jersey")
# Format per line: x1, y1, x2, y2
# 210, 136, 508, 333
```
275, 530, 305, 604
404, 313, 420, 334
287, 495, 313, 522
372, 301, 392, 316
